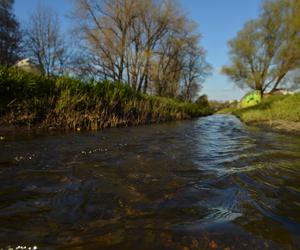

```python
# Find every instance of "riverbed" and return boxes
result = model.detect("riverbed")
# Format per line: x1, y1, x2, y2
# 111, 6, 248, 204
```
0, 115, 300, 249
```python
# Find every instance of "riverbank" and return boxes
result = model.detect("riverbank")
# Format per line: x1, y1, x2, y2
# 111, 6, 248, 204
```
0, 67, 211, 132
219, 93, 300, 134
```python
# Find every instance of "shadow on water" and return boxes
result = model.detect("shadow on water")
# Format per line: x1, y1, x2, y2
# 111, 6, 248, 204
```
0, 115, 300, 249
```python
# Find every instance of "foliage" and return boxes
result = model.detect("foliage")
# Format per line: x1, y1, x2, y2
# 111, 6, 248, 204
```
0, 67, 211, 130
195, 94, 209, 108
0, 0, 21, 65
222, 0, 300, 95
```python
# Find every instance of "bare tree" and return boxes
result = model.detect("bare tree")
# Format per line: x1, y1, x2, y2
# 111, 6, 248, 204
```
25, 5, 68, 76
150, 16, 211, 99
181, 43, 211, 102
71, 0, 211, 99
71, 0, 137, 81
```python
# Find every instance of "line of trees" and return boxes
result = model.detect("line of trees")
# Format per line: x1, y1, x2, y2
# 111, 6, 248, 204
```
222, 0, 300, 96
0, 0, 212, 102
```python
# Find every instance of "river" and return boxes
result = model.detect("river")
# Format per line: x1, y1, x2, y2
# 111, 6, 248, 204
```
0, 115, 300, 249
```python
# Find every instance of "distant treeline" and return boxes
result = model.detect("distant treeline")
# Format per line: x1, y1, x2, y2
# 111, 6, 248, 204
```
0, 67, 212, 130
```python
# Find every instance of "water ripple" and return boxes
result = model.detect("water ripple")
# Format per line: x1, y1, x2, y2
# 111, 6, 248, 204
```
0, 115, 299, 249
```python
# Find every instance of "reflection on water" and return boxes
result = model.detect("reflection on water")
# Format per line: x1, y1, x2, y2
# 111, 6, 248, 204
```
0, 115, 300, 249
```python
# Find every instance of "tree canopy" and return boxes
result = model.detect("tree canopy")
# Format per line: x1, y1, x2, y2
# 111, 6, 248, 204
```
71, 0, 211, 100
222, 0, 300, 95
0, 0, 21, 65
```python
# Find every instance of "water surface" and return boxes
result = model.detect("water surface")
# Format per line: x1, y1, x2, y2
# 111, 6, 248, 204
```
1, 115, 300, 249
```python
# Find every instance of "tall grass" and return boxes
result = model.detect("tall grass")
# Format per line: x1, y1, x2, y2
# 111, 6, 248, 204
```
233, 93, 300, 123
0, 67, 211, 130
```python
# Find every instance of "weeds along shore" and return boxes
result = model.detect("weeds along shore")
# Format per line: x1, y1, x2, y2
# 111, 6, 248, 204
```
218, 92, 300, 134
233, 93, 300, 134
0, 67, 211, 131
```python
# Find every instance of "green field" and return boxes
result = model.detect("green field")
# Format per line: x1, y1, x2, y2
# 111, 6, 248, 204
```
234, 93, 300, 123
217, 93, 300, 133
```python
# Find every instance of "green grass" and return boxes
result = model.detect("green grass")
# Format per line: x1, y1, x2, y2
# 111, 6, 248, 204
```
233, 93, 300, 123
0, 66, 211, 130
216, 106, 238, 114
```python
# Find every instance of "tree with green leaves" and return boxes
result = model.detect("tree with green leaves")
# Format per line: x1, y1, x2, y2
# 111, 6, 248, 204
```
222, 0, 300, 96
195, 94, 209, 108
0, 0, 21, 65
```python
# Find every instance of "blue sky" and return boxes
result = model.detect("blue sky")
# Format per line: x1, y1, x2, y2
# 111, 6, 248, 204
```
14, 0, 262, 101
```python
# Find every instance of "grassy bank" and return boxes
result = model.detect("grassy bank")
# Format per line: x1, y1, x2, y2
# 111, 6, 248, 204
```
0, 67, 211, 131
221, 93, 300, 133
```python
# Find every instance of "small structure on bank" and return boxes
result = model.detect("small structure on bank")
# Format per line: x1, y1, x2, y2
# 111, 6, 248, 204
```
240, 90, 262, 108
15, 58, 41, 75
240, 88, 295, 108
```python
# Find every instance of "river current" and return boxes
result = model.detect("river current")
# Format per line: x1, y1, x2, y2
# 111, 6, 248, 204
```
0, 115, 300, 249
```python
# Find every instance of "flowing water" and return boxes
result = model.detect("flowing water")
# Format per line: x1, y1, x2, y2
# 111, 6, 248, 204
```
0, 115, 300, 249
